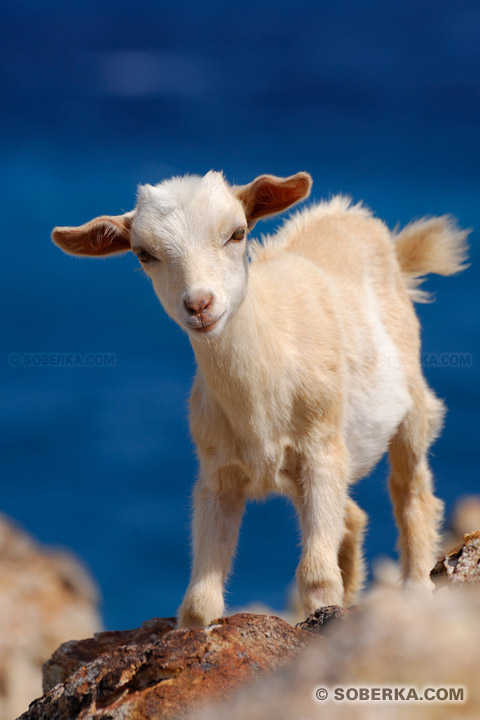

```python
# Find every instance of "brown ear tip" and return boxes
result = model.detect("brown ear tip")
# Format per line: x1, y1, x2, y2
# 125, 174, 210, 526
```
295, 171, 313, 196
51, 227, 65, 245
298, 171, 313, 185
51, 226, 77, 254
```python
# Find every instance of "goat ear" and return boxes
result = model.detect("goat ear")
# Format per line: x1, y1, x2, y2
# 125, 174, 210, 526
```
233, 172, 312, 229
51, 211, 134, 257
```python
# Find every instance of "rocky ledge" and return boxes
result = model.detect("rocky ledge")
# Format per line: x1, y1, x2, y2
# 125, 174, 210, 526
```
21, 612, 315, 720
19, 531, 480, 720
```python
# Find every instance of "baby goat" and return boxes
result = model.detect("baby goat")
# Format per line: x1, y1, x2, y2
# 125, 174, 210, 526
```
52, 171, 469, 628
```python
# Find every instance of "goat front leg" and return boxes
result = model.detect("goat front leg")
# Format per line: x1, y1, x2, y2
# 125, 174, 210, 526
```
177, 475, 245, 628
295, 438, 350, 614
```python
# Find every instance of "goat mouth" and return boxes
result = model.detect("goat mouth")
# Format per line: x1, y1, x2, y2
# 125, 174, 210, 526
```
190, 312, 225, 334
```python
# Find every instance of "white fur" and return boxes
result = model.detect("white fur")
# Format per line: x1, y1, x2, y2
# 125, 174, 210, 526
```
345, 285, 412, 480
133, 172, 248, 335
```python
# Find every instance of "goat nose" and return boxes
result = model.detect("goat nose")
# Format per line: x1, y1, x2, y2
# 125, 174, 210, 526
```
184, 292, 214, 315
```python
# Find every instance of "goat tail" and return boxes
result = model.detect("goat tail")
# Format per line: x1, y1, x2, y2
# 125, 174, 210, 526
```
393, 215, 470, 302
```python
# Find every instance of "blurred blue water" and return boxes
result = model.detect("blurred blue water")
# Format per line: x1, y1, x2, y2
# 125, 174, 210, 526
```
1, 1, 479, 630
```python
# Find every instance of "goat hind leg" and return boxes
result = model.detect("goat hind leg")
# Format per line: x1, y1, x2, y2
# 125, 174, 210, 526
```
338, 497, 367, 606
388, 387, 445, 591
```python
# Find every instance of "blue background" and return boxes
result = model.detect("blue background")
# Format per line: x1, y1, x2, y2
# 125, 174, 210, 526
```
1, 0, 479, 630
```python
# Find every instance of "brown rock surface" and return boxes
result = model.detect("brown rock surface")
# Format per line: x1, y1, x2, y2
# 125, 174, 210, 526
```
191, 588, 480, 720
296, 605, 353, 634
431, 530, 480, 584
43, 617, 177, 692
21, 613, 313, 720
0, 515, 101, 720
18, 526, 480, 720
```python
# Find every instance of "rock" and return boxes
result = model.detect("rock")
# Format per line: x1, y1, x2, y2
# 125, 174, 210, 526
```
21, 613, 313, 720
431, 530, 480, 584
0, 514, 101, 720
42, 617, 176, 692
295, 605, 350, 634
191, 588, 480, 720
20, 529, 480, 720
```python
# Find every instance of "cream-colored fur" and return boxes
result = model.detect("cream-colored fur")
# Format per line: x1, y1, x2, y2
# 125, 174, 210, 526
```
51, 171, 469, 628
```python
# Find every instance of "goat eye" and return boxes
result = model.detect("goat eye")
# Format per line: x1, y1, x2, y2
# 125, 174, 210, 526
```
134, 248, 156, 264
228, 227, 246, 243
